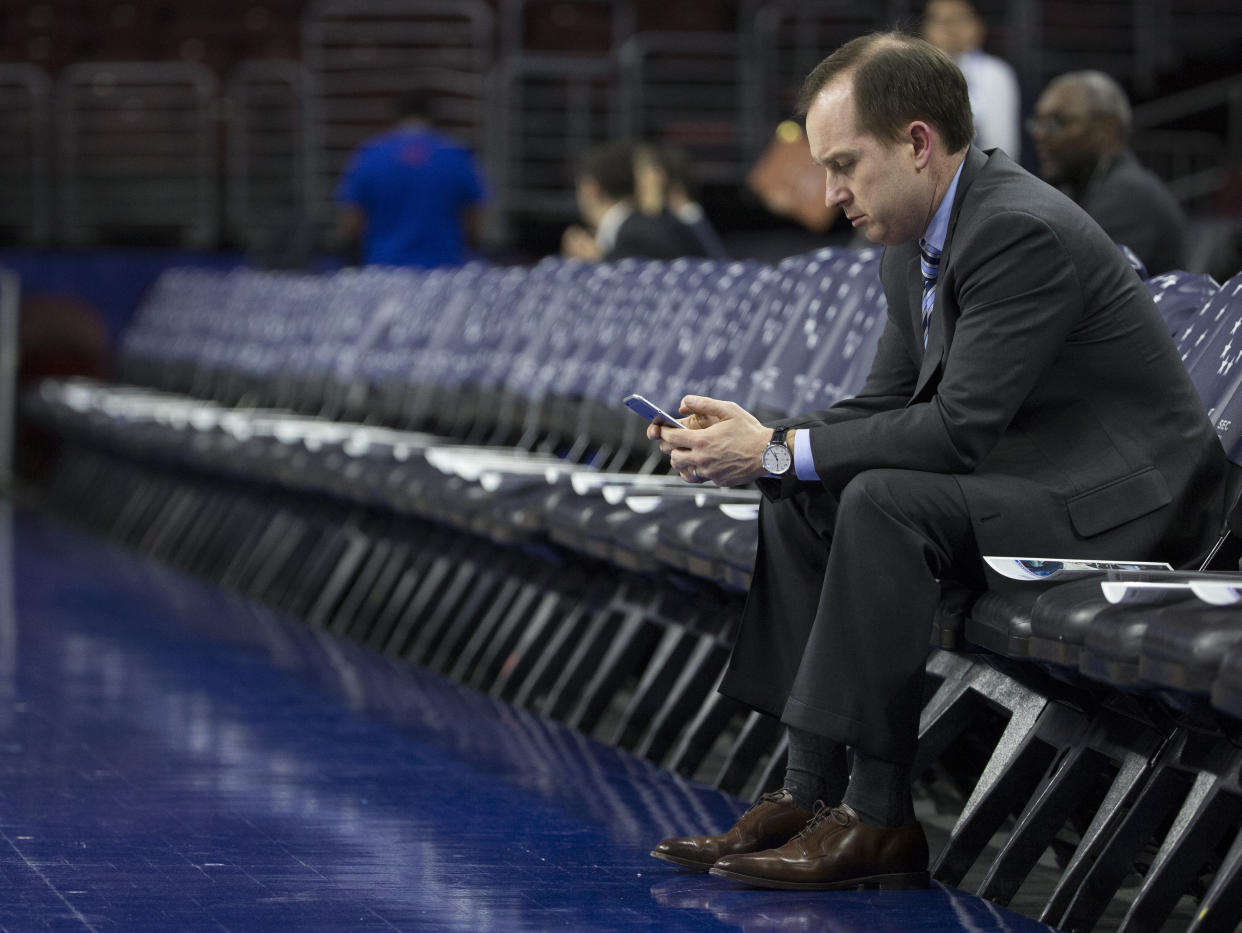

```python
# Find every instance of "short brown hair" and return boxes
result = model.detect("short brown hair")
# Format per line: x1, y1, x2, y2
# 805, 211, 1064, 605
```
796, 32, 974, 153
578, 140, 636, 200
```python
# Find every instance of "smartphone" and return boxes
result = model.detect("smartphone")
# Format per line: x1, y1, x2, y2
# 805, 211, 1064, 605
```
623, 393, 683, 428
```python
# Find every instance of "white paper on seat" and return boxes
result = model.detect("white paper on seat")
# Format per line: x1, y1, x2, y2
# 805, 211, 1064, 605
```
1100, 581, 1193, 604
985, 556, 1173, 582
1188, 580, 1242, 605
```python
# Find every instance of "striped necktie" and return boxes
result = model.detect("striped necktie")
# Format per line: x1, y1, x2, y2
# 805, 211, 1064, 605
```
919, 241, 941, 348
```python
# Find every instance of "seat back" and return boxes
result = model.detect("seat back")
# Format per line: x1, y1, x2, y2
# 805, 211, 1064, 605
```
1147, 270, 1220, 341
1182, 273, 1242, 460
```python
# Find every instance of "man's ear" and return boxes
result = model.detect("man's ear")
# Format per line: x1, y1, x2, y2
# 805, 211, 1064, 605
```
909, 121, 934, 169
1090, 115, 1125, 152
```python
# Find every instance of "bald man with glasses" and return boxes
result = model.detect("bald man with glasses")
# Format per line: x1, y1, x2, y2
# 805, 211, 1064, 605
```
1029, 70, 1187, 275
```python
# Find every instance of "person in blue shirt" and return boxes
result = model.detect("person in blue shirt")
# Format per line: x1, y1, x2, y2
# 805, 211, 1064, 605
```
335, 91, 487, 268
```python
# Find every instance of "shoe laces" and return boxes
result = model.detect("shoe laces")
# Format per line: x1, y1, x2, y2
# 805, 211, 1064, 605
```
743, 789, 790, 815
790, 801, 852, 841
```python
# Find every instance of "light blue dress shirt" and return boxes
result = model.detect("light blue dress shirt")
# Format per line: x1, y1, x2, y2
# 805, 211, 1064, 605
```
791, 160, 966, 482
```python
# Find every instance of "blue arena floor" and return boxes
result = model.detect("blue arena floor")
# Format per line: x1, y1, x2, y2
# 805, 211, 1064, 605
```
0, 503, 1058, 932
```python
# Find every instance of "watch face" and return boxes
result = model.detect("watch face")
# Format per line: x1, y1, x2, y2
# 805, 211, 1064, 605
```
763, 442, 793, 474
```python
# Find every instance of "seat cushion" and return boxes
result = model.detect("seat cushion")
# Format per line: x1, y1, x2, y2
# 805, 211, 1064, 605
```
1079, 603, 1163, 687
1027, 577, 1117, 667
1140, 605, 1242, 691
1210, 642, 1242, 721
964, 588, 1039, 658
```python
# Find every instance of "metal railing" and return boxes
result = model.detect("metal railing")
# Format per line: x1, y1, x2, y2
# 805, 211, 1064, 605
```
0, 65, 53, 246
499, 0, 635, 58
302, 0, 495, 228
619, 32, 747, 184
58, 62, 219, 247
1, 1, 1239, 248
486, 53, 620, 223
1132, 74, 1242, 209
749, 0, 910, 145
226, 60, 318, 263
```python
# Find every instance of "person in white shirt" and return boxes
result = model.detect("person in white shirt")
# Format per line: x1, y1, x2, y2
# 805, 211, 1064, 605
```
923, 0, 1022, 159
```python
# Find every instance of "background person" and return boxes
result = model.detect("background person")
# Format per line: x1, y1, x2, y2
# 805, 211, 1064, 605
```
1029, 70, 1188, 274
647, 31, 1228, 892
633, 143, 729, 260
335, 90, 487, 268
922, 0, 1022, 159
561, 140, 706, 262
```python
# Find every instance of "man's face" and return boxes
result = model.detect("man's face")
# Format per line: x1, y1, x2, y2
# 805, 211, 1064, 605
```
1029, 82, 1108, 187
632, 150, 667, 215
922, 0, 983, 57
805, 76, 931, 247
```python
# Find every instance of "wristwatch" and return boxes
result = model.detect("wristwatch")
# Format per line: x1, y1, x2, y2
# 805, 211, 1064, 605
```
761, 427, 793, 475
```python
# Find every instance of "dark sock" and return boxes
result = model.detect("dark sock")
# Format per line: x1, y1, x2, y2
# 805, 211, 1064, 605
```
842, 749, 915, 827
783, 727, 849, 811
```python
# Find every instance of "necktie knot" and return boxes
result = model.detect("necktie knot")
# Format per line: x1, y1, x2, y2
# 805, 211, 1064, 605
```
919, 242, 941, 285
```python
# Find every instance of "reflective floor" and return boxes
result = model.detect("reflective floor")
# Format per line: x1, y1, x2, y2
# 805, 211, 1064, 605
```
0, 504, 1057, 931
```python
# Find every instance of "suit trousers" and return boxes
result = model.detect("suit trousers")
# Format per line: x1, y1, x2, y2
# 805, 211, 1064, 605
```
719, 469, 986, 764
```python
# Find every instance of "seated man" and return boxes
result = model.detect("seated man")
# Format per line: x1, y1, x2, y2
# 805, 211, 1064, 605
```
648, 32, 1228, 891
561, 140, 706, 262
1029, 70, 1188, 274
633, 143, 729, 260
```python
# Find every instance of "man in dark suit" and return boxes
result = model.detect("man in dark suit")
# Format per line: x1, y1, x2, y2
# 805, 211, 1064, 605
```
646, 33, 1230, 890
1029, 70, 1187, 275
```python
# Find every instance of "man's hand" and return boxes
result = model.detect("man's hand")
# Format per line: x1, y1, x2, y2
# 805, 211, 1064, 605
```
646, 395, 773, 487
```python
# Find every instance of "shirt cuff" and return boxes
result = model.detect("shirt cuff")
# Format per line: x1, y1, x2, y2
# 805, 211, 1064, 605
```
792, 429, 820, 482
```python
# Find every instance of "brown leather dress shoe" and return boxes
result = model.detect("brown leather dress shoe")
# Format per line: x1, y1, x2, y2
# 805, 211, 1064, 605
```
650, 789, 812, 872
709, 802, 930, 890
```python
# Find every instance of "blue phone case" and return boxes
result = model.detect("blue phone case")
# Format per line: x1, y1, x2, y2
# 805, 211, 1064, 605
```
623, 394, 681, 427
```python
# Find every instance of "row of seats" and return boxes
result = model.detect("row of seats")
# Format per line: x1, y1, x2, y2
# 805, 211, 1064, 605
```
24, 248, 1242, 932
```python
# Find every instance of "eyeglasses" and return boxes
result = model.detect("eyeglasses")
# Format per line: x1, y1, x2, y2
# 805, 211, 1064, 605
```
1024, 113, 1089, 135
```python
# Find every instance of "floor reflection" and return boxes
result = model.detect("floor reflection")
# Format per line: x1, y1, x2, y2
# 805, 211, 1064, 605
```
2, 506, 1059, 932
651, 876, 1055, 932
4, 507, 745, 931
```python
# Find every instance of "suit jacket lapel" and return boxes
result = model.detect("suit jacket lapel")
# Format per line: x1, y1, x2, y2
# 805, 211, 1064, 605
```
912, 145, 988, 400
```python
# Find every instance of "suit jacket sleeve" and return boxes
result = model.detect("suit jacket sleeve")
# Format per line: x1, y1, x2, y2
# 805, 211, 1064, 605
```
797, 208, 1084, 495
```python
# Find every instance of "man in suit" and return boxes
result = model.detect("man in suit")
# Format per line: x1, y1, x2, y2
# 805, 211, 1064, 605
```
561, 140, 706, 262
1029, 70, 1187, 275
647, 32, 1229, 890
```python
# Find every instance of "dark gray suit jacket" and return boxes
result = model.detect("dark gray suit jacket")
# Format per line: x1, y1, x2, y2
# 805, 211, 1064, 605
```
1079, 148, 1187, 276
774, 147, 1229, 587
